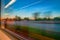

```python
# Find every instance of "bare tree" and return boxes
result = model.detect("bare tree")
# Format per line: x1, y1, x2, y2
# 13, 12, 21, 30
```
33, 12, 40, 21
15, 15, 21, 21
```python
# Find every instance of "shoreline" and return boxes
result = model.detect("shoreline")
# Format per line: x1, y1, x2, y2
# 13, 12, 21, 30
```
32, 21, 60, 24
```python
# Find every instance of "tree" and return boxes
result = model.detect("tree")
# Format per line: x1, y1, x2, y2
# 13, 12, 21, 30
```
24, 17, 30, 21
15, 16, 21, 21
33, 12, 40, 21
54, 17, 60, 21
42, 18, 47, 21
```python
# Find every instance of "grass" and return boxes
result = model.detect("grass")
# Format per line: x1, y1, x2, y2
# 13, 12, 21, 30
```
7, 25, 60, 40
28, 27, 60, 40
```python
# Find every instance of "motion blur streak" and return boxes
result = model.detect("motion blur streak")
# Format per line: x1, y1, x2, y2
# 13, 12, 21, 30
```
4, 0, 16, 8
16, 0, 41, 13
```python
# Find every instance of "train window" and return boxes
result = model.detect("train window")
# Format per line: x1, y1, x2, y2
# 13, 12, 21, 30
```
1, 0, 60, 40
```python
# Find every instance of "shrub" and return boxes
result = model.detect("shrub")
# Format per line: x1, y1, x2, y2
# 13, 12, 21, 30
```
14, 25, 21, 31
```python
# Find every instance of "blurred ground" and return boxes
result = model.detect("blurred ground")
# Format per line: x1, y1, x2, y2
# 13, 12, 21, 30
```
0, 25, 18, 40
0, 23, 55, 40
0, 29, 11, 40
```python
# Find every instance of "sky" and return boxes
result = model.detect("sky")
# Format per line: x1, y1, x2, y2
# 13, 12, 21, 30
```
2, 0, 60, 18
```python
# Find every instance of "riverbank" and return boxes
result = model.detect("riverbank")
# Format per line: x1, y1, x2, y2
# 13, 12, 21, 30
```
5, 25, 60, 40
31, 21, 60, 24
1, 21, 60, 24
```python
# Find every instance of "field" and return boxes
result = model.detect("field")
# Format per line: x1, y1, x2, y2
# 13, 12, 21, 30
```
6, 25, 60, 40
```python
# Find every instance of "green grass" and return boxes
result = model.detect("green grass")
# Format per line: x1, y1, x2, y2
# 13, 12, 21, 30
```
28, 27, 60, 40
8, 25, 60, 40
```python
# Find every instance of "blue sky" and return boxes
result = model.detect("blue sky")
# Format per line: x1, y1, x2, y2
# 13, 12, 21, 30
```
2, 0, 60, 18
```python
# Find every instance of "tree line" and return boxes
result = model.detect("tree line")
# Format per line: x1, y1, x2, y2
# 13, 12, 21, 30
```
13, 12, 60, 21
3, 12, 60, 21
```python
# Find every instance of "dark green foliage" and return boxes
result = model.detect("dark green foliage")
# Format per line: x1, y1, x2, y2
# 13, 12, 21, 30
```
14, 25, 21, 31
24, 17, 30, 21
15, 16, 21, 21
54, 17, 60, 21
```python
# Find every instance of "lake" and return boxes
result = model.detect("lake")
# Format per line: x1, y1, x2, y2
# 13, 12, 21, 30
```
6, 21, 60, 32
